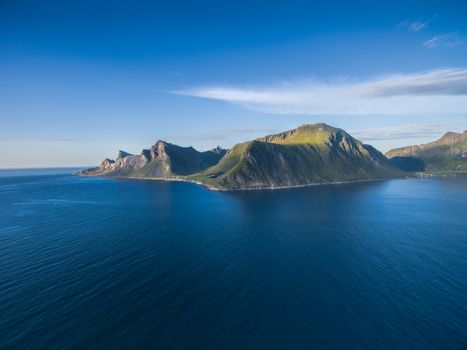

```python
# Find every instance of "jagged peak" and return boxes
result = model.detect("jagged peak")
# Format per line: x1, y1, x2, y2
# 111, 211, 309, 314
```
117, 150, 132, 158
211, 146, 226, 154
154, 140, 167, 146
150, 140, 168, 153
99, 158, 115, 170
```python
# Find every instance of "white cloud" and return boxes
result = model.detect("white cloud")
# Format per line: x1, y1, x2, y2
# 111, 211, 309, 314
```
360, 68, 467, 96
423, 32, 467, 48
350, 123, 453, 141
173, 68, 467, 116
398, 16, 436, 32
423, 35, 444, 48
409, 21, 428, 32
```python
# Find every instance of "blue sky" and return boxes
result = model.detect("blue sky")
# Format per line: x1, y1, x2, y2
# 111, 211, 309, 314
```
1, 0, 466, 167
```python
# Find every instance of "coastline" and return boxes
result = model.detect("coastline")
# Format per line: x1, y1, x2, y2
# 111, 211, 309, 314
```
75, 173, 417, 192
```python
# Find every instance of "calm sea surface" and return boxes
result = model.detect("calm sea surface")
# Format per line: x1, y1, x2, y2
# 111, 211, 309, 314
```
1, 169, 466, 349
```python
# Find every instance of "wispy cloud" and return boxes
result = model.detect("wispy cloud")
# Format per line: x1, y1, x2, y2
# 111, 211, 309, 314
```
398, 16, 436, 32
171, 128, 277, 142
360, 68, 467, 96
173, 68, 467, 116
350, 123, 453, 141
409, 22, 428, 32
423, 32, 467, 48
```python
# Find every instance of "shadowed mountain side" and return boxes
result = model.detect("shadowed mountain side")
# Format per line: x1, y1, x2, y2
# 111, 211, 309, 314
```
388, 156, 425, 172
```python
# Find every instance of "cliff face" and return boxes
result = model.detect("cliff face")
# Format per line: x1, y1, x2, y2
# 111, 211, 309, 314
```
386, 131, 467, 173
190, 124, 402, 190
77, 141, 226, 178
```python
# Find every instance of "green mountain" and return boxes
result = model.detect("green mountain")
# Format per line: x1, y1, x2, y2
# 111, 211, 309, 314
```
385, 131, 467, 174
189, 124, 402, 190
77, 141, 226, 178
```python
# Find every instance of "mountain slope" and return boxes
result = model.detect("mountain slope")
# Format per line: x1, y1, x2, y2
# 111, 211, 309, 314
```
190, 124, 401, 190
386, 131, 467, 173
77, 141, 226, 178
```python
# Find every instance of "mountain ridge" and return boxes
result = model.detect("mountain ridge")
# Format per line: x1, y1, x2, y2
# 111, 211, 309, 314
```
386, 130, 467, 173
77, 140, 226, 178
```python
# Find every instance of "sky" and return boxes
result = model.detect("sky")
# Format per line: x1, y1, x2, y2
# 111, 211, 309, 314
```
1, 0, 467, 168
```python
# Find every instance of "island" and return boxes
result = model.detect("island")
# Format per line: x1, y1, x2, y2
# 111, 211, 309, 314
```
77, 123, 467, 190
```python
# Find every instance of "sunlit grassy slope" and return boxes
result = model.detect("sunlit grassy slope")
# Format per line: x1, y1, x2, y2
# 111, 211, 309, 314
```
190, 124, 402, 190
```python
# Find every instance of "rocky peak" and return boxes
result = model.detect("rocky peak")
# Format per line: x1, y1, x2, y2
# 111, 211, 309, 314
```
211, 146, 226, 155
156, 140, 169, 153
155, 140, 167, 147
149, 140, 168, 159
117, 150, 132, 159
100, 158, 116, 171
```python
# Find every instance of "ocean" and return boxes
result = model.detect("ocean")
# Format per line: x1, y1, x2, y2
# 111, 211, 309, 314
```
1, 169, 466, 349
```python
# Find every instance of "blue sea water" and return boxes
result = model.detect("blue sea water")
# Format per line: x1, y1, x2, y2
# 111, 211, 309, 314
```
0, 169, 466, 349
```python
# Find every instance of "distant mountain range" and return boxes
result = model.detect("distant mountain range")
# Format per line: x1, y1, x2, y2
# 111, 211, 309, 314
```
78, 124, 400, 190
77, 123, 466, 190
386, 130, 467, 174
